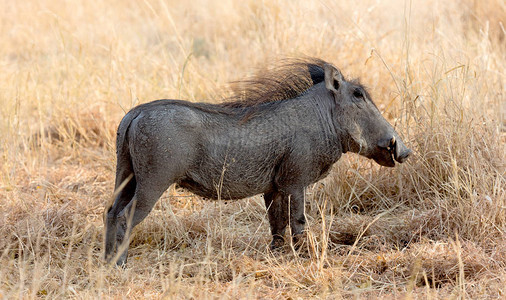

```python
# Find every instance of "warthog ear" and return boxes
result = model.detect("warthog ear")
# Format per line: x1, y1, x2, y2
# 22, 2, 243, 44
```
324, 63, 344, 94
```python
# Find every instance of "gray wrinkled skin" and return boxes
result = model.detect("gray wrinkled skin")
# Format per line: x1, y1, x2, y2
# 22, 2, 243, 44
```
104, 63, 411, 266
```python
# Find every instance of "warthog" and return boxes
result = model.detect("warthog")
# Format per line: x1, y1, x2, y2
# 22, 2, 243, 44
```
104, 58, 411, 265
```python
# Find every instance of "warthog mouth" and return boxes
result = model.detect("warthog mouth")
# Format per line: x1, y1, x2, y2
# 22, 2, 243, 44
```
386, 151, 397, 167
370, 148, 395, 167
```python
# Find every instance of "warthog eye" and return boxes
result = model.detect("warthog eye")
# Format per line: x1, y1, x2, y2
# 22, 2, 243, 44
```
353, 89, 364, 100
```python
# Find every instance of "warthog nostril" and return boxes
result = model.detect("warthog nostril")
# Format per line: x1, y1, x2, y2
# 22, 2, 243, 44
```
396, 149, 412, 163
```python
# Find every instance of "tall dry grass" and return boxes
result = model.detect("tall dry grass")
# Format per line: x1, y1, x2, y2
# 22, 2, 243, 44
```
0, 0, 504, 298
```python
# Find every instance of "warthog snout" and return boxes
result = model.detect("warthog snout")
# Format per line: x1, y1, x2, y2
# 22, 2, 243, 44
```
376, 135, 412, 167
391, 135, 412, 163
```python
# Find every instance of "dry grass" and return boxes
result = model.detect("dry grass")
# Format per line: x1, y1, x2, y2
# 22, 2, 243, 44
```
1, 0, 505, 298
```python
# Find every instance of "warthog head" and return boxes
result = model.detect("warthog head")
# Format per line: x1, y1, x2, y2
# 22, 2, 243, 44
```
324, 64, 412, 167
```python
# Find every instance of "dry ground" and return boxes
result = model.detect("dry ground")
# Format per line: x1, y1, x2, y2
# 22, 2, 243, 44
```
0, 0, 505, 298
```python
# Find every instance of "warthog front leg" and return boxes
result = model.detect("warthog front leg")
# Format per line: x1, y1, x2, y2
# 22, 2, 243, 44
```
264, 191, 288, 249
264, 188, 306, 249
287, 188, 306, 246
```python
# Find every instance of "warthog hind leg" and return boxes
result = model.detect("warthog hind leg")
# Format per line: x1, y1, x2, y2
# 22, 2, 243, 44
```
104, 174, 136, 264
113, 179, 171, 266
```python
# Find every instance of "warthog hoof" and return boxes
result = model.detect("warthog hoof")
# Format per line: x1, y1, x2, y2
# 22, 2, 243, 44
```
292, 233, 307, 250
270, 235, 286, 250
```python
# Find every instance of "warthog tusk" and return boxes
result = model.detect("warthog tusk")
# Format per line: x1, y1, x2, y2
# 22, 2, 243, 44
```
387, 136, 396, 151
